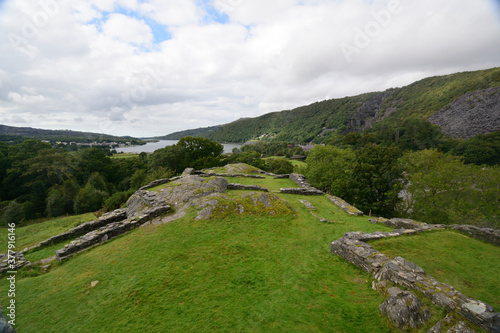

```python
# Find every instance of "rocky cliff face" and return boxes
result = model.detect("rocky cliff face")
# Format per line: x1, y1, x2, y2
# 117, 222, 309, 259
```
343, 90, 396, 134
428, 87, 500, 139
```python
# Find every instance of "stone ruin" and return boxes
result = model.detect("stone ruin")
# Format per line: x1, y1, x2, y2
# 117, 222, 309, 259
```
331, 218, 500, 332
280, 173, 324, 195
327, 195, 363, 216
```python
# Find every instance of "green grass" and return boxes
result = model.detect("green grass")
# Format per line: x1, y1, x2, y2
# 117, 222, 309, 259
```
111, 153, 140, 159
370, 231, 500, 310
0, 213, 95, 252
0, 173, 493, 332
226, 175, 299, 192
0, 191, 409, 332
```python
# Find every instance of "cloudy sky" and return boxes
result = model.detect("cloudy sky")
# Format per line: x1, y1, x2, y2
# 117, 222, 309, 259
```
0, 0, 500, 137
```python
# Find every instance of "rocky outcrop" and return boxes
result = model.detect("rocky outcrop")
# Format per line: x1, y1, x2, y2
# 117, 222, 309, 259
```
343, 90, 396, 134
126, 191, 170, 218
379, 286, 431, 330
199, 172, 265, 179
139, 176, 181, 191
331, 229, 500, 333
327, 195, 364, 216
193, 192, 294, 220
150, 176, 228, 208
428, 87, 500, 139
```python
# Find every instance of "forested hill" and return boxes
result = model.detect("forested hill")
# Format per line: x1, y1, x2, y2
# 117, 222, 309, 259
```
164, 67, 500, 143
154, 125, 222, 140
0, 124, 143, 144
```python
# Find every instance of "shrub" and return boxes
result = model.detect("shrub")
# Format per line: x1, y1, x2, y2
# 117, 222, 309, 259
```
264, 158, 294, 174
74, 184, 109, 214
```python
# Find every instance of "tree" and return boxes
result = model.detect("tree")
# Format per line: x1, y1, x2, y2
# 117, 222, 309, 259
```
76, 148, 113, 184
149, 137, 224, 174
304, 146, 355, 195
400, 149, 500, 227
46, 178, 80, 217
2, 201, 24, 226
346, 145, 403, 216
264, 158, 294, 174
74, 183, 109, 214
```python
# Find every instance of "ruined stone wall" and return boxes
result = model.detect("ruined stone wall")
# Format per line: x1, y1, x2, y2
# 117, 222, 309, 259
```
56, 204, 170, 261
331, 226, 500, 332
370, 217, 500, 247
280, 173, 324, 195
327, 195, 364, 216
19, 209, 127, 254
227, 184, 268, 192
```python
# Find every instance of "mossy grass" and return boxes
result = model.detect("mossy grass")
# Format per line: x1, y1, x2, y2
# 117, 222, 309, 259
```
0, 194, 399, 332
370, 230, 500, 309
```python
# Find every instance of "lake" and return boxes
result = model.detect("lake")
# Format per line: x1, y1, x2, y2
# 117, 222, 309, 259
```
116, 140, 241, 154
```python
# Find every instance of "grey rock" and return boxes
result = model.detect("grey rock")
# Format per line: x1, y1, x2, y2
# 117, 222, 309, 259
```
0, 305, 16, 333
327, 195, 363, 216
227, 183, 268, 192
300, 200, 315, 210
280, 188, 324, 195
181, 168, 195, 176
428, 87, 500, 139
428, 314, 476, 333
379, 289, 431, 330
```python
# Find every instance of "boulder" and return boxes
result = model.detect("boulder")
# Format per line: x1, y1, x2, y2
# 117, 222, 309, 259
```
0, 305, 16, 333
379, 287, 431, 330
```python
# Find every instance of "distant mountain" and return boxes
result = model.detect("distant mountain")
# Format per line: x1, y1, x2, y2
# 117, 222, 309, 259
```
160, 67, 500, 143
0, 124, 144, 144
154, 125, 222, 140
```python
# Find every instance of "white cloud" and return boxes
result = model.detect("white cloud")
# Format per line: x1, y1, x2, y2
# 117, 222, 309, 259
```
0, 0, 499, 137
8, 92, 46, 104
102, 13, 153, 45
139, 0, 200, 26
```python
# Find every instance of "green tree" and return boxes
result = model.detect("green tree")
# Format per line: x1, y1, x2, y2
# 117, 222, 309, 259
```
74, 183, 109, 214
77, 148, 113, 184
149, 137, 224, 174
46, 178, 80, 217
264, 158, 294, 175
346, 145, 403, 216
304, 146, 355, 195
2, 201, 24, 226
400, 149, 500, 227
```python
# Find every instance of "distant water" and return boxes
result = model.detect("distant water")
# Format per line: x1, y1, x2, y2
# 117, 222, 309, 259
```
116, 140, 241, 154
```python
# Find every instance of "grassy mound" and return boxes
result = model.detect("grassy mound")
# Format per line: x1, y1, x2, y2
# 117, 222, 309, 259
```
0, 175, 498, 332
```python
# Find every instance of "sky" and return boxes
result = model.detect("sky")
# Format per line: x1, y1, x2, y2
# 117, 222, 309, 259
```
0, 0, 500, 138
